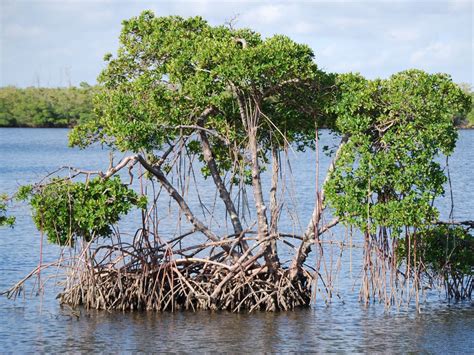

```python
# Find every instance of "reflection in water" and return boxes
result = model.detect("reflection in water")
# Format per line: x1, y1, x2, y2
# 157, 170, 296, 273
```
0, 129, 473, 352
26, 304, 470, 353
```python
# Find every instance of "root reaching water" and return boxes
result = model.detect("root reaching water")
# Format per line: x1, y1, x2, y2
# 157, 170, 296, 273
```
59, 259, 311, 312
56, 235, 312, 312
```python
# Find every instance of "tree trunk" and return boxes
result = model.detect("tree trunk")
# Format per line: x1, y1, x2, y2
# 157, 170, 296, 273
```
136, 155, 241, 259
198, 127, 249, 252
235, 91, 279, 267
248, 124, 280, 268
270, 146, 280, 236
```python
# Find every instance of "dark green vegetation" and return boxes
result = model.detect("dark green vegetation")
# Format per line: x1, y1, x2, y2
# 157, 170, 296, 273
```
0, 83, 95, 127
327, 71, 466, 232
325, 71, 472, 303
455, 84, 474, 128
2, 11, 472, 311
398, 224, 473, 300
17, 177, 146, 246
1, 83, 473, 129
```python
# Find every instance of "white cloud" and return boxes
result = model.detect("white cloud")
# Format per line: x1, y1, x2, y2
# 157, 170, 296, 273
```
1, 0, 472, 87
448, 0, 472, 11
332, 16, 367, 29
389, 28, 421, 42
292, 21, 318, 35
241, 4, 285, 25
410, 42, 454, 65
4, 24, 45, 38
320, 44, 337, 58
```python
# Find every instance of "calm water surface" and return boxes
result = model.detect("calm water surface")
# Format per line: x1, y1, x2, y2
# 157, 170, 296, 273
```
0, 128, 473, 353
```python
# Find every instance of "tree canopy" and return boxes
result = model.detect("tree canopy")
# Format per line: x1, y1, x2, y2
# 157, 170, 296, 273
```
69, 11, 335, 155
2, 11, 472, 310
325, 70, 471, 233
0, 84, 95, 127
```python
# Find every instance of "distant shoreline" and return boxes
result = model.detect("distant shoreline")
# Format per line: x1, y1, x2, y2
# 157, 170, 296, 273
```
0, 125, 73, 128
2, 86, 472, 129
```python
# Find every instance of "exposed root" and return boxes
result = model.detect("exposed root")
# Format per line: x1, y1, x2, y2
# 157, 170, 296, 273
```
58, 253, 311, 312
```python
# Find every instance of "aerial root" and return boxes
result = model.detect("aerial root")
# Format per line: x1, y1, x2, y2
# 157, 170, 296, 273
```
58, 260, 311, 312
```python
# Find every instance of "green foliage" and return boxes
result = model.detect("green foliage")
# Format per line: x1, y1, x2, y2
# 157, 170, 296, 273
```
325, 70, 471, 233
0, 85, 95, 127
69, 11, 334, 170
398, 225, 473, 277
19, 177, 146, 246
0, 194, 15, 227
455, 83, 474, 127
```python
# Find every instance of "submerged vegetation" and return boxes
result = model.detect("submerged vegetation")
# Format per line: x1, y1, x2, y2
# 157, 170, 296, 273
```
1, 11, 472, 312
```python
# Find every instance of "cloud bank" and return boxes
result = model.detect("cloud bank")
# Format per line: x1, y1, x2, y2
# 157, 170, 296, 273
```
1, 0, 472, 87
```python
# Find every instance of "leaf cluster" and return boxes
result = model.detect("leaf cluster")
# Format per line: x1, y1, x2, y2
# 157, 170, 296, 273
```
325, 70, 471, 233
69, 11, 335, 173
18, 177, 146, 246
0, 194, 15, 227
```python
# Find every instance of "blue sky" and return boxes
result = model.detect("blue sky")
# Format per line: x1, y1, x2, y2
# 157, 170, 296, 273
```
1, 0, 472, 87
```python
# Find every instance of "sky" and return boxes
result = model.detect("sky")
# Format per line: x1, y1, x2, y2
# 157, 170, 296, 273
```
0, 0, 472, 88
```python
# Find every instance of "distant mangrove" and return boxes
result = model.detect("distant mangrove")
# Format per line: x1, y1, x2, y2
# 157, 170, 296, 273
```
0, 82, 472, 129
0, 83, 95, 127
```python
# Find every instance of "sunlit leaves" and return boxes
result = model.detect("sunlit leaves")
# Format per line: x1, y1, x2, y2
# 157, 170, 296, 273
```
69, 11, 333, 164
18, 177, 146, 246
325, 70, 471, 233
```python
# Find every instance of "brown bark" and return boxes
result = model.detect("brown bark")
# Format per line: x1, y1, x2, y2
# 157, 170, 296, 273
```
234, 89, 280, 267
290, 135, 348, 276
136, 155, 240, 259
198, 126, 250, 252
269, 146, 280, 236
248, 120, 280, 268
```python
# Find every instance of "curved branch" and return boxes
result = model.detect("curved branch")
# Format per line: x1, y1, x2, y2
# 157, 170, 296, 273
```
135, 155, 240, 259
196, 110, 245, 239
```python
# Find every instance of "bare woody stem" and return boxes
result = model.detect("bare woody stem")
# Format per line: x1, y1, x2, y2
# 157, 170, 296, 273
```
270, 146, 280, 236
135, 155, 241, 259
245, 98, 280, 268
63, 147, 245, 259
290, 135, 349, 275
196, 108, 249, 252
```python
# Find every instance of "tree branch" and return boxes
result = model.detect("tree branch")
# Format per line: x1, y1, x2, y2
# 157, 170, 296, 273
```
195, 108, 249, 252
290, 135, 349, 275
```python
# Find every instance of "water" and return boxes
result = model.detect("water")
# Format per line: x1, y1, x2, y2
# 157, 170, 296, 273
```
0, 128, 473, 352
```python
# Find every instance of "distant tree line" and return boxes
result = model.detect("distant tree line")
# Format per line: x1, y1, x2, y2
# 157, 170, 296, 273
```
0, 81, 472, 128
0, 83, 95, 127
